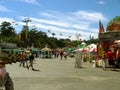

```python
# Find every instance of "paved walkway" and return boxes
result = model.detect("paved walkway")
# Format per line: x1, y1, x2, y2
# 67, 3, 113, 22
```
6, 57, 120, 90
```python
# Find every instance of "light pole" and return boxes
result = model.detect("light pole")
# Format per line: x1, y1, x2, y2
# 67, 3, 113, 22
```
23, 17, 31, 41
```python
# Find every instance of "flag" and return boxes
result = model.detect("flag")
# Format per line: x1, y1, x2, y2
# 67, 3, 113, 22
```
99, 20, 104, 34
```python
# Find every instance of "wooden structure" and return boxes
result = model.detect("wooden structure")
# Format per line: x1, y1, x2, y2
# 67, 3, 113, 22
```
98, 21, 120, 57
41, 45, 52, 58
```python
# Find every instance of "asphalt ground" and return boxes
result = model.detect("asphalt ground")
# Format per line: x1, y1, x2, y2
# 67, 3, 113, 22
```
6, 57, 120, 90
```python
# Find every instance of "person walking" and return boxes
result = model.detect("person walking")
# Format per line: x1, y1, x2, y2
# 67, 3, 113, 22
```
106, 49, 115, 70
63, 51, 67, 60
19, 52, 25, 67
28, 53, 35, 70
24, 52, 29, 69
60, 51, 63, 60
0, 60, 14, 90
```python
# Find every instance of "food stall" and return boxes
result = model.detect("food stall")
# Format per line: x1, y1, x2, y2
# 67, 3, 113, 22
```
98, 21, 120, 57
97, 21, 120, 68
41, 45, 52, 58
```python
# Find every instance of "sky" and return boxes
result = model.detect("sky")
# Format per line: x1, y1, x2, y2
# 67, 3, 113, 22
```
0, 0, 120, 40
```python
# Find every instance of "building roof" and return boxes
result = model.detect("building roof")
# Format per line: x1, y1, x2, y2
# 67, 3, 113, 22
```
41, 45, 51, 51
106, 21, 120, 31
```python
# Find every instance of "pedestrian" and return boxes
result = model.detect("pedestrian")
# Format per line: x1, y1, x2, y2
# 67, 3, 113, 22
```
106, 49, 115, 70
56, 51, 59, 58
60, 51, 63, 60
0, 60, 14, 90
24, 52, 29, 69
19, 52, 25, 67
63, 51, 67, 60
101, 51, 107, 70
28, 53, 35, 70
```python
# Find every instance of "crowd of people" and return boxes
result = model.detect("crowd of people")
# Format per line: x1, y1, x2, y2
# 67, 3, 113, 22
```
18, 51, 36, 70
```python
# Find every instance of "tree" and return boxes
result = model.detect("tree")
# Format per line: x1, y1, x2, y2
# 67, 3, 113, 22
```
57, 39, 66, 48
0, 21, 16, 37
107, 16, 120, 31
112, 16, 120, 21
108, 16, 120, 25
52, 33, 55, 37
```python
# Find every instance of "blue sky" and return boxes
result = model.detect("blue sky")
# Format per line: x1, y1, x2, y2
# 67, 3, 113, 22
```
0, 0, 120, 40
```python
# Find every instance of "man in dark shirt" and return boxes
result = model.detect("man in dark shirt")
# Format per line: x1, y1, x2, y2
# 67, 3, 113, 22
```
29, 53, 35, 70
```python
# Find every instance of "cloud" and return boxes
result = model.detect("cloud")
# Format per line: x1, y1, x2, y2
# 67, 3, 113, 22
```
0, 17, 14, 23
2, 10, 107, 40
17, 10, 107, 40
0, 5, 11, 12
73, 10, 107, 22
29, 17, 70, 27
40, 12, 59, 19
97, 1, 106, 5
18, 0, 40, 5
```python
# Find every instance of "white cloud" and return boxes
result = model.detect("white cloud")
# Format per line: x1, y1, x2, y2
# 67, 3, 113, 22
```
0, 17, 14, 23
1, 10, 106, 40
18, 10, 107, 40
73, 10, 107, 22
0, 5, 11, 12
18, 0, 40, 5
40, 12, 59, 19
97, 1, 106, 5
30, 17, 70, 27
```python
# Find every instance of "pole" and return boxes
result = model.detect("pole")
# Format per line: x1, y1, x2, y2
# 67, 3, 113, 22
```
26, 21, 28, 40
23, 17, 31, 45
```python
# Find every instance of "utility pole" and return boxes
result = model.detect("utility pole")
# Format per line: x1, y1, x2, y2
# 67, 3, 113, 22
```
23, 17, 31, 45
23, 17, 31, 41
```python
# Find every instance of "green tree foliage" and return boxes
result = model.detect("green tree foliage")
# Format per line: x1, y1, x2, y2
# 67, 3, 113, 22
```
52, 33, 55, 37
57, 39, 66, 48
108, 16, 120, 25
29, 29, 48, 48
0, 21, 16, 37
0, 20, 100, 49
0, 21, 22, 46
86, 35, 98, 45
112, 16, 120, 21
3, 36, 24, 47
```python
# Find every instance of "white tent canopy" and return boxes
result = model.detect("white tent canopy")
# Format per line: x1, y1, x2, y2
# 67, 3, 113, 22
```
72, 44, 97, 52
87, 44, 97, 52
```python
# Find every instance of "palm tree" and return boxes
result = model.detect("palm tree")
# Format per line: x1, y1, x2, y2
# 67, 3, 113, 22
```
48, 30, 51, 33
52, 33, 55, 37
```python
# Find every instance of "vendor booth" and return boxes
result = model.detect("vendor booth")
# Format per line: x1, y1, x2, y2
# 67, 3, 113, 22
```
41, 45, 52, 58
97, 21, 120, 68
98, 21, 120, 55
